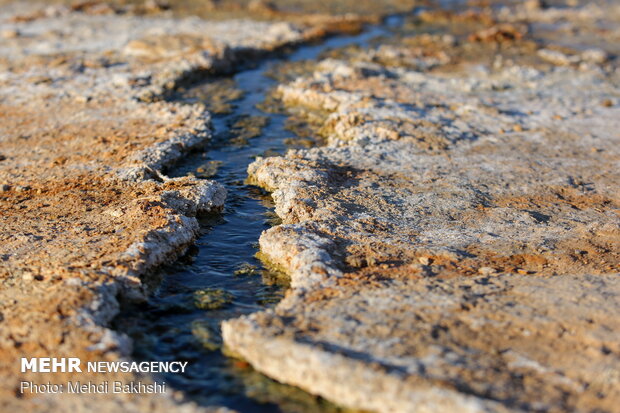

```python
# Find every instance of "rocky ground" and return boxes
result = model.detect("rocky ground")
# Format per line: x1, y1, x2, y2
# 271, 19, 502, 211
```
1, 0, 619, 412
223, 1, 620, 412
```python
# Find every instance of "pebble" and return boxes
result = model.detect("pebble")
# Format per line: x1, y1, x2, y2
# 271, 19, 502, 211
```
478, 267, 497, 276
234, 263, 259, 276
581, 49, 608, 64
191, 320, 221, 351
538, 49, 575, 66
418, 256, 431, 265
1, 28, 20, 39
195, 161, 222, 179
75, 95, 92, 103
194, 288, 234, 310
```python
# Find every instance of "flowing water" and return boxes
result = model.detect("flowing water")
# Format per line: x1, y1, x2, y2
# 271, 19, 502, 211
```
114, 16, 404, 413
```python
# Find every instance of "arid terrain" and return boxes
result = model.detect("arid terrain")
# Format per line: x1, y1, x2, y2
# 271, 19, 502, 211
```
1, 0, 619, 412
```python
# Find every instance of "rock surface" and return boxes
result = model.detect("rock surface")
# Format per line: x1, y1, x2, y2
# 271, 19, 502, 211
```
224, 1, 620, 412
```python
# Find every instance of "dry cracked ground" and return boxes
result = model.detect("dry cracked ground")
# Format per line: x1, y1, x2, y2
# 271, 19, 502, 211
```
0, 0, 619, 412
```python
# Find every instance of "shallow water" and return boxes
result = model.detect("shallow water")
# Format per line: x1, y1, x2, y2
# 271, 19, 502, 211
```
113, 17, 402, 413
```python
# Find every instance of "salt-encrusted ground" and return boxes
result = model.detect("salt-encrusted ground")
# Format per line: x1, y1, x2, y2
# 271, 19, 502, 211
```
0, 2, 366, 411
223, 1, 620, 412
2, 0, 619, 412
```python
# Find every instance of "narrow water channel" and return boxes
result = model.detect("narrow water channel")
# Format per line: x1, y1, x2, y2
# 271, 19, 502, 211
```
114, 16, 403, 413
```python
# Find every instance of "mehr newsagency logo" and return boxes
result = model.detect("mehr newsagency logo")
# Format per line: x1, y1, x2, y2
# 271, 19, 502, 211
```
19, 357, 188, 395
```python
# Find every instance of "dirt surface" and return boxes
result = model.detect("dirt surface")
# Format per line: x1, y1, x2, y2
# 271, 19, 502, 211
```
0, 0, 419, 20
224, 1, 620, 412
0, 2, 373, 411
2, 0, 620, 412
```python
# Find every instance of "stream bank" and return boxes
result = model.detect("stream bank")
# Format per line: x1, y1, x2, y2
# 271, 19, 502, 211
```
114, 16, 403, 413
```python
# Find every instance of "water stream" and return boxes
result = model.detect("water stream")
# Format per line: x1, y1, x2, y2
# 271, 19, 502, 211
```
107, 0, 605, 410
114, 16, 403, 413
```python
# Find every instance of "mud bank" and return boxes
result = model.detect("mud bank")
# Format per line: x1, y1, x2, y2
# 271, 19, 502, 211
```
224, 1, 620, 412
